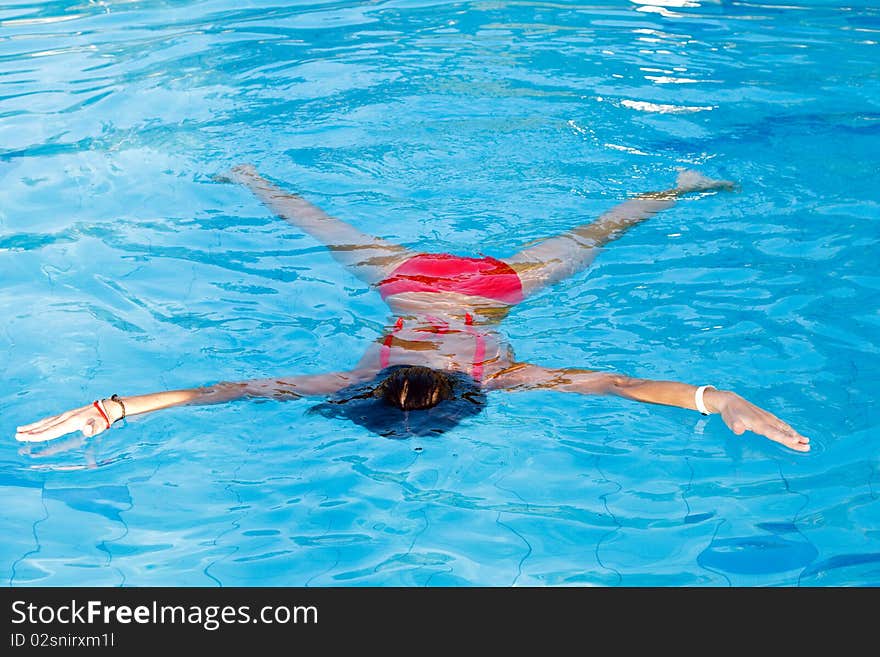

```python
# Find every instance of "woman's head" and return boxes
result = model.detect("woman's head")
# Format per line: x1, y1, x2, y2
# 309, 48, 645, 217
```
374, 365, 454, 410
309, 365, 486, 438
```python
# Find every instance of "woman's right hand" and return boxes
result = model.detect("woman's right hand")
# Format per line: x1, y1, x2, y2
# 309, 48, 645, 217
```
15, 403, 112, 443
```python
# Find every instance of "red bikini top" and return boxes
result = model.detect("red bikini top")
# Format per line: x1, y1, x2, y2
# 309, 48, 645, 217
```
379, 313, 487, 382
377, 253, 524, 305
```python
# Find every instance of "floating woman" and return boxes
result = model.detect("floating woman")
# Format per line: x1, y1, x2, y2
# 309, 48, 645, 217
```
15, 166, 810, 452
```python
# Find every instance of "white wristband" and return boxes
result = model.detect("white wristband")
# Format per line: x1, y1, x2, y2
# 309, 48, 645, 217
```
695, 385, 715, 415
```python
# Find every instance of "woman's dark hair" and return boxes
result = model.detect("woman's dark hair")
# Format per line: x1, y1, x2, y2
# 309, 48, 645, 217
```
308, 365, 486, 439
375, 365, 454, 410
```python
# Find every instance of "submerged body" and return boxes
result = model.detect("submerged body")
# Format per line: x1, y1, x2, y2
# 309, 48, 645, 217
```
15, 166, 810, 452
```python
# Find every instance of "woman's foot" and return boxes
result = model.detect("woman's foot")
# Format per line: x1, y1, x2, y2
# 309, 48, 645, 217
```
213, 163, 259, 185
675, 169, 736, 193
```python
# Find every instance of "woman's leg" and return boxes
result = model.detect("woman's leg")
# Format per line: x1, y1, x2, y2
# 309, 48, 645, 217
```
503, 170, 735, 297
221, 164, 416, 284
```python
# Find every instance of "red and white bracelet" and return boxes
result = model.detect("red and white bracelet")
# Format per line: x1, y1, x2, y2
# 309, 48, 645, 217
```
92, 399, 112, 429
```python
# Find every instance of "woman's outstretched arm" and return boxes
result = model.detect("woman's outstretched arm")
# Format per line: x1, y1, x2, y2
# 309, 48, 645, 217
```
485, 363, 810, 452
15, 369, 376, 444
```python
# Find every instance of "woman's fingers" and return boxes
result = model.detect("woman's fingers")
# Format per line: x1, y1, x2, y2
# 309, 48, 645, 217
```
754, 409, 810, 450
15, 407, 81, 434
16, 415, 74, 439
758, 421, 811, 452
16, 416, 81, 442
15, 406, 107, 443
721, 399, 810, 452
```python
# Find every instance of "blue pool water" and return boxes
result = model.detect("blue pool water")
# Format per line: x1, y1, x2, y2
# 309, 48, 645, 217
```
1, 0, 878, 587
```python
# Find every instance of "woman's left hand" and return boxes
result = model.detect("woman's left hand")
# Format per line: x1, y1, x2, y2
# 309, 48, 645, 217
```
709, 390, 810, 452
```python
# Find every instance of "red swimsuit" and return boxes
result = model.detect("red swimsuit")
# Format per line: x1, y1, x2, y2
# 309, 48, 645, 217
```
376, 253, 524, 382
377, 253, 524, 305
